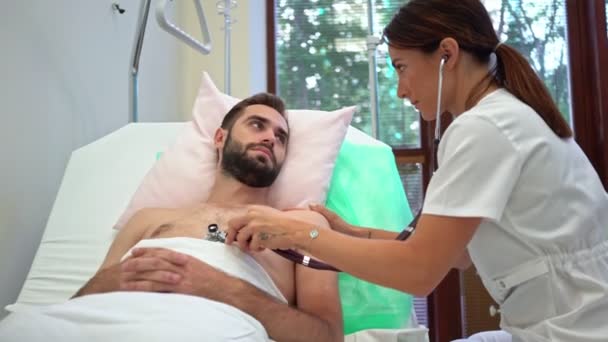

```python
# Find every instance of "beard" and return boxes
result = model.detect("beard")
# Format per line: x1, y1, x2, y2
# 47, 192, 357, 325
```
220, 133, 283, 188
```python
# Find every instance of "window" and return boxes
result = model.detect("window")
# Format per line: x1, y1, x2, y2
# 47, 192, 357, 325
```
274, 0, 418, 146
486, 0, 570, 124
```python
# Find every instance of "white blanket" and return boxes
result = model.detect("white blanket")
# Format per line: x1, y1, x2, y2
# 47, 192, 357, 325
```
0, 237, 287, 342
124, 237, 287, 303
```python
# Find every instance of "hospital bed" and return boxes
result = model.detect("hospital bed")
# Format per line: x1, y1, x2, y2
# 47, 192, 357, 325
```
2, 122, 429, 341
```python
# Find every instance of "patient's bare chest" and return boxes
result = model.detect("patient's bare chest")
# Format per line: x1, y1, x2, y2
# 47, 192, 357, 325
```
141, 203, 296, 303
145, 205, 246, 240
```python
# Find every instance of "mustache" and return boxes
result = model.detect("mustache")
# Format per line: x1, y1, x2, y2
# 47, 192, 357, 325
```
245, 143, 276, 163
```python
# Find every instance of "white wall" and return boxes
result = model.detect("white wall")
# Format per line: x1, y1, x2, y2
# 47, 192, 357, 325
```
178, 0, 267, 118
0, 0, 266, 319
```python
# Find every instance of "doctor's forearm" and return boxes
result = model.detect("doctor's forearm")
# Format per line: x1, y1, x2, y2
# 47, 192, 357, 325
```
300, 230, 443, 296
453, 250, 472, 270
294, 214, 479, 296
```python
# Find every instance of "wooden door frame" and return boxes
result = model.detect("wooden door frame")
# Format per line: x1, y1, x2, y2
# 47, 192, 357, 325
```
567, 0, 608, 190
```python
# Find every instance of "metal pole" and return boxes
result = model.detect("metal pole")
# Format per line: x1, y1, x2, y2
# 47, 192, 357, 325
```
223, 0, 232, 95
130, 0, 152, 123
366, 0, 380, 139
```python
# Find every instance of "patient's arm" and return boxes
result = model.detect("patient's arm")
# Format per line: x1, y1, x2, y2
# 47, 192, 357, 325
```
228, 209, 343, 341
72, 208, 162, 298
209, 258, 343, 342
353, 226, 399, 239
233, 273, 343, 342
291, 210, 343, 341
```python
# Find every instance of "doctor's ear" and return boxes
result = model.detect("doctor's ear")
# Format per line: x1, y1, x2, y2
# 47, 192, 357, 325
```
438, 37, 459, 68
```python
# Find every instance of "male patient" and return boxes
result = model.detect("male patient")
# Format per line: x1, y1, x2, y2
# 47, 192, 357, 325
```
0, 94, 342, 342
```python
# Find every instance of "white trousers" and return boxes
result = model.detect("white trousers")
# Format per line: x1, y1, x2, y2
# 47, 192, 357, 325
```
451, 330, 512, 342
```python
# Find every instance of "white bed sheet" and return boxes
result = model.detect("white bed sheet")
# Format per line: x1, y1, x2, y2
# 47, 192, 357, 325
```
5, 122, 428, 341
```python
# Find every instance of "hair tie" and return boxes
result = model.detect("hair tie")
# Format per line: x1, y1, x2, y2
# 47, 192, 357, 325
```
494, 41, 503, 52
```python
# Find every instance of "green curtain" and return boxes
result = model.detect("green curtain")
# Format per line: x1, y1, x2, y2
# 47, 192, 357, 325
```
326, 139, 414, 334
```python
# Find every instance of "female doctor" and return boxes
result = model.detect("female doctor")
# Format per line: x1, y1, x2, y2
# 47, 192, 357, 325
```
227, 0, 608, 340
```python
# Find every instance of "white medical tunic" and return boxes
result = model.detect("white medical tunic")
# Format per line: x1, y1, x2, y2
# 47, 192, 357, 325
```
423, 89, 608, 341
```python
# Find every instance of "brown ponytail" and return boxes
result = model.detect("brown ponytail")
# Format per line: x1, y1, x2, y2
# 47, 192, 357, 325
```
494, 44, 572, 137
383, 0, 572, 138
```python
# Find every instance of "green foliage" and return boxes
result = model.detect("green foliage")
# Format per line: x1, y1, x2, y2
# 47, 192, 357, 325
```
490, 0, 570, 123
276, 0, 571, 146
276, 0, 420, 147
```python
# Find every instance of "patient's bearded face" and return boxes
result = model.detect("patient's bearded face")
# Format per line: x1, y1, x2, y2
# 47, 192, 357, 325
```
221, 131, 284, 188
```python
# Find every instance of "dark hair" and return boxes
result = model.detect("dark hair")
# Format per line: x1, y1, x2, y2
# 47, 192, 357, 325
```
383, 0, 572, 138
220, 93, 287, 130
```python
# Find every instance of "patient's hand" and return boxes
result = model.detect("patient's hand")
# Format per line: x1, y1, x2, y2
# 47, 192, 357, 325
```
120, 248, 188, 292
120, 247, 234, 300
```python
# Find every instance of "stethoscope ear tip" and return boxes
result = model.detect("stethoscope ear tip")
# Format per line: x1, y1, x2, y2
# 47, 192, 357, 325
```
435, 57, 446, 143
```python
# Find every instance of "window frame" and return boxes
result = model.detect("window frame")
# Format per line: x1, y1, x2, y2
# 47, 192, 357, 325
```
567, 0, 608, 190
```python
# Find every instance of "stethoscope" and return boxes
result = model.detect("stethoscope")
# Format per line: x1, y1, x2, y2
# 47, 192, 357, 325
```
207, 56, 448, 272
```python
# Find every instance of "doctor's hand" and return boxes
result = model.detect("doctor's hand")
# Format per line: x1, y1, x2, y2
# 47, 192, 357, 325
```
226, 205, 312, 252
308, 204, 357, 236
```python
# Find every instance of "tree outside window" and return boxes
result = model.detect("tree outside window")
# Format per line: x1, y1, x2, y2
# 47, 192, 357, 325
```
275, 0, 570, 148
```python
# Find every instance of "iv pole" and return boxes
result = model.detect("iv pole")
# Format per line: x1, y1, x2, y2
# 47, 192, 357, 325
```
366, 0, 381, 139
217, 0, 237, 95
129, 0, 214, 123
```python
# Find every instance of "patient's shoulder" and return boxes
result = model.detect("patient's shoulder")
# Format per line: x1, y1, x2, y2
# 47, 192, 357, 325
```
126, 207, 183, 229
244, 204, 329, 228
131, 207, 178, 220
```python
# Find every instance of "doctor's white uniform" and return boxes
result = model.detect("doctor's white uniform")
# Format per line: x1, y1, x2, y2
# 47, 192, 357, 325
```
423, 89, 608, 341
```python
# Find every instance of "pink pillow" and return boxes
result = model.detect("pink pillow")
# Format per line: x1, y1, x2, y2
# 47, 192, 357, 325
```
114, 72, 355, 229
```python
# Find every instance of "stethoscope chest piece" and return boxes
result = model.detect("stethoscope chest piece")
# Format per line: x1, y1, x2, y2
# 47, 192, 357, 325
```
205, 223, 227, 243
